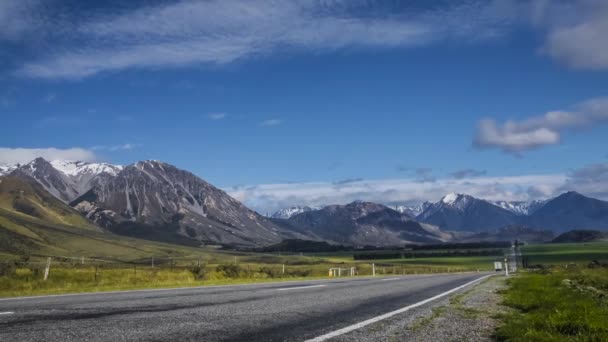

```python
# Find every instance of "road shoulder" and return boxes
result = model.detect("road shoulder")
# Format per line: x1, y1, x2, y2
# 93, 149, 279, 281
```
330, 275, 507, 342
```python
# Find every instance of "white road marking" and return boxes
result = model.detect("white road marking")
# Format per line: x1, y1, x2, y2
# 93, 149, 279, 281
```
380, 278, 399, 281
305, 274, 493, 342
276, 285, 327, 291
0, 312, 14, 315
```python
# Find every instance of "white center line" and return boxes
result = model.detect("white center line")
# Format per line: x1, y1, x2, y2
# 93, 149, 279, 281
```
0, 312, 14, 315
380, 278, 399, 281
305, 274, 492, 342
276, 284, 327, 291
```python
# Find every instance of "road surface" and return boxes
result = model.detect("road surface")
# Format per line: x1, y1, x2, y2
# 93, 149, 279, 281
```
0, 273, 490, 342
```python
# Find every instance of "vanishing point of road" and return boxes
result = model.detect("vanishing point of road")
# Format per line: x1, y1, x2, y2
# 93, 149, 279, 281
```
0, 272, 491, 342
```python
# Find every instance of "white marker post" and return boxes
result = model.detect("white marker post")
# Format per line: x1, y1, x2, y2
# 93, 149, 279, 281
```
372, 263, 376, 277
504, 258, 509, 277
43, 257, 51, 281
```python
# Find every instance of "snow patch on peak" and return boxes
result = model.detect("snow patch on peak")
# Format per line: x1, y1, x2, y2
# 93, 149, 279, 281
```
50, 160, 122, 177
0, 165, 16, 176
271, 206, 321, 219
442, 193, 460, 204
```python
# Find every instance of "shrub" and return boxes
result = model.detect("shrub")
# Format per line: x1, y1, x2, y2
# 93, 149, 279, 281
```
216, 264, 242, 278
189, 264, 207, 280
0, 262, 16, 277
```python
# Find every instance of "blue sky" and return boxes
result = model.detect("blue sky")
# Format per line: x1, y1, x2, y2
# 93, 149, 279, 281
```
1, 0, 608, 212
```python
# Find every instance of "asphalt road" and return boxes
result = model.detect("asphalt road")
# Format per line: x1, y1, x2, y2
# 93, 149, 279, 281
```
0, 273, 490, 342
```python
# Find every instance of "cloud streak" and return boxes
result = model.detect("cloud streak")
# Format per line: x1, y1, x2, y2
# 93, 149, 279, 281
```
259, 119, 283, 127
474, 97, 608, 153
12, 0, 526, 79
228, 173, 568, 213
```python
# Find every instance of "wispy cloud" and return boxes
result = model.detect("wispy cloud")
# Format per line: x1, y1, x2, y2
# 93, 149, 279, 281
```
3, 0, 607, 79
227, 173, 568, 213
44, 92, 56, 103
474, 96, 608, 153
259, 119, 283, 127
91, 143, 138, 151
11, 0, 530, 80
450, 169, 487, 179
208, 112, 227, 120
0, 147, 97, 165
560, 163, 608, 199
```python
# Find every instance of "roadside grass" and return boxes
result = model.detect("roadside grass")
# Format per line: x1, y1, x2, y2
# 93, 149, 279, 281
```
495, 267, 608, 341
0, 261, 483, 297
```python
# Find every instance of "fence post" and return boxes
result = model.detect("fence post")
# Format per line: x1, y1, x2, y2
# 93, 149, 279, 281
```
151, 257, 154, 268
282, 264, 285, 274
43, 257, 52, 281
372, 263, 375, 277
81, 256, 85, 265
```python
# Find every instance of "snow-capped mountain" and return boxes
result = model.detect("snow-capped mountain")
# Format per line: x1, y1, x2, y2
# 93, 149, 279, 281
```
417, 193, 521, 232
491, 200, 547, 216
6, 158, 122, 203
271, 206, 321, 219
392, 202, 432, 217
280, 201, 451, 246
71, 160, 286, 246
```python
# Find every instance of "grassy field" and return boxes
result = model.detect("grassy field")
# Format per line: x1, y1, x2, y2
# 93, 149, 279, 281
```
521, 242, 608, 265
496, 266, 608, 341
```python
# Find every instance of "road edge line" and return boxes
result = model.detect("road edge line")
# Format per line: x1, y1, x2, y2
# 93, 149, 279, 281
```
305, 274, 493, 342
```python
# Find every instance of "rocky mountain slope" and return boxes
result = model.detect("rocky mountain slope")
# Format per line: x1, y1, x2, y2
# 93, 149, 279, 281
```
282, 201, 451, 246
70, 160, 286, 247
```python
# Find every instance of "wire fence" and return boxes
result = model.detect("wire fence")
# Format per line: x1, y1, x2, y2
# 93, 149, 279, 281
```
0, 254, 486, 282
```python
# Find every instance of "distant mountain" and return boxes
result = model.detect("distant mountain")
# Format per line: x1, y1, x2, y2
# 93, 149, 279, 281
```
392, 202, 432, 217
527, 192, 608, 233
417, 193, 521, 232
552, 229, 608, 243
490, 200, 546, 216
457, 224, 554, 243
71, 160, 285, 247
282, 201, 451, 246
271, 206, 321, 219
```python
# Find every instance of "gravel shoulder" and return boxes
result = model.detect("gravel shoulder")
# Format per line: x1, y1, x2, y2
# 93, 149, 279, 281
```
331, 275, 508, 342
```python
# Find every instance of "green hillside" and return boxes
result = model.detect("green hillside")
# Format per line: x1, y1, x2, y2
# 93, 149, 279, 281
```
0, 176, 94, 229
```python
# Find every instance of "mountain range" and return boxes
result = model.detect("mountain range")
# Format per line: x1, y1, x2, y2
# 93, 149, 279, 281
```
2, 158, 608, 249
273, 201, 451, 247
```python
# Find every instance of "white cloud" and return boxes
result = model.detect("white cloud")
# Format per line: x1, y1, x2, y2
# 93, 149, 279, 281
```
0, 147, 97, 165
540, 1, 608, 70
227, 174, 567, 213
208, 112, 227, 120
259, 119, 283, 127
474, 96, 608, 153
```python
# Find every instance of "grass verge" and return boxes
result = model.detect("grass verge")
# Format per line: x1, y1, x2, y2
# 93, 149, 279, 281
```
495, 266, 608, 341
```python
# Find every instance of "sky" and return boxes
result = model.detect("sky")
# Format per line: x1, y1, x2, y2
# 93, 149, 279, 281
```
1, 0, 608, 213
